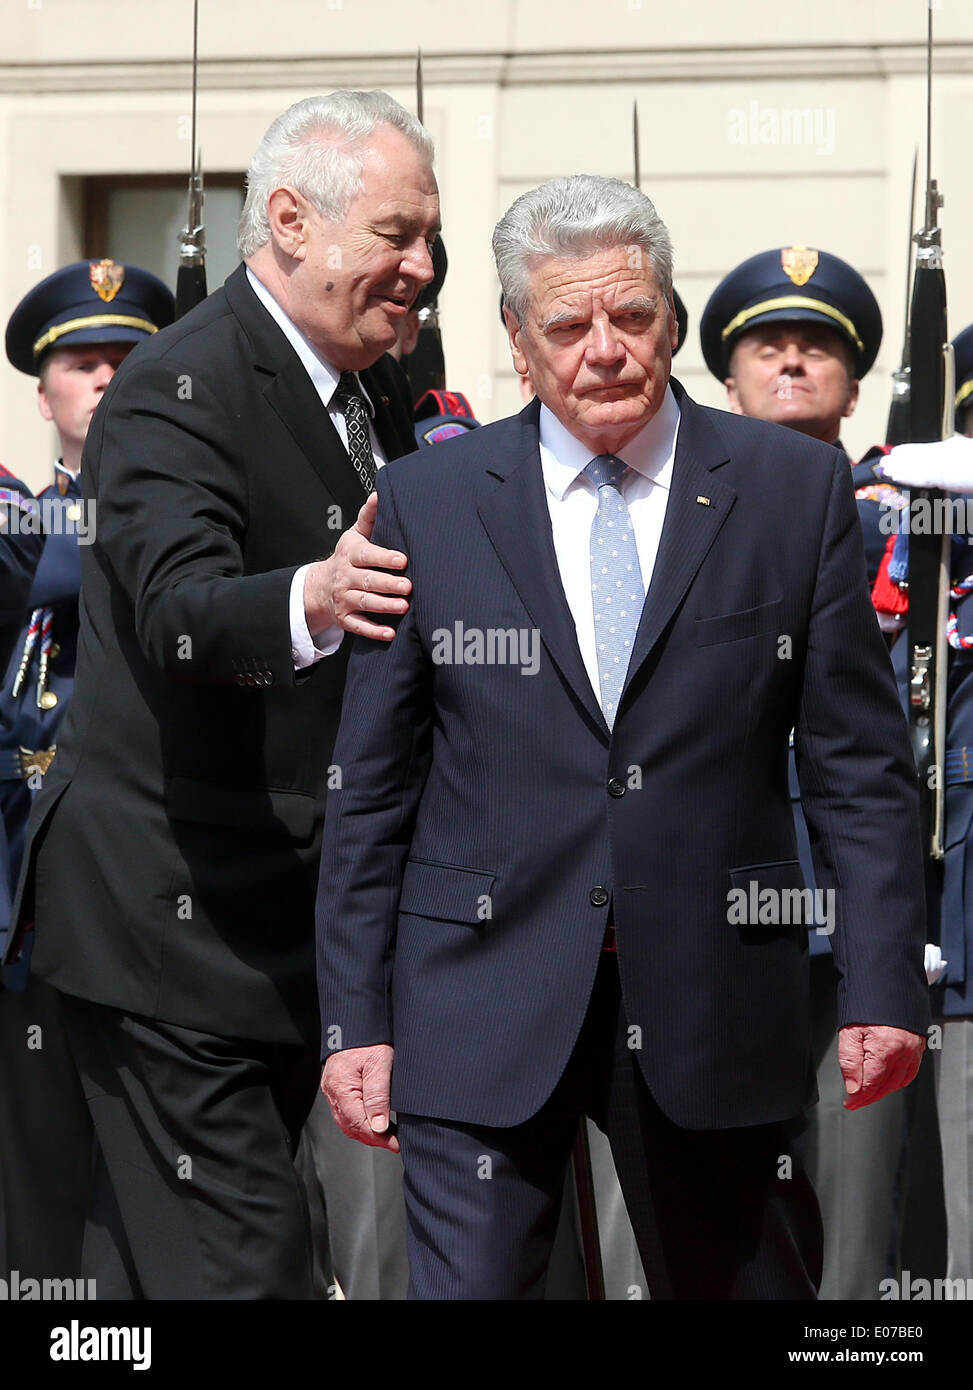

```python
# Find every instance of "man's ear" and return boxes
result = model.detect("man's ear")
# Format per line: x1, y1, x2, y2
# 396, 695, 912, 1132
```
725, 376, 744, 417
37, 378, 54, 424
267, 187, 311, 260
842, 377, 860, 420
504, 307, 529, 379
667, 297, 679, 353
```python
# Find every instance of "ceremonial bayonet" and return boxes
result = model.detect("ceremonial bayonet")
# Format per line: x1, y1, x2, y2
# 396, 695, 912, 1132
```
403, 49, 446, 404
633, 100, 640, 190
175, 0, 207, 319
885, 149, 918, 447
906, 7, 954, 863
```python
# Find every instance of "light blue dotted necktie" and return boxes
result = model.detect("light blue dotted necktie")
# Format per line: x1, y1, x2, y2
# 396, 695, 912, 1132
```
584, 455, 645, 728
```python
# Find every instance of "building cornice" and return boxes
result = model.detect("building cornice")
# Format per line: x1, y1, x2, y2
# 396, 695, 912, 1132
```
1, 44, 972, 95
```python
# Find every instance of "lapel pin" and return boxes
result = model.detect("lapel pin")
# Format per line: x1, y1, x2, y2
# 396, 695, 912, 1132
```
696, 495, 712, 507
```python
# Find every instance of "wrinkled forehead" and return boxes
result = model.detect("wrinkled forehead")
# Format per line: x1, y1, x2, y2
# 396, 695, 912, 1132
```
525, 245, 662, 322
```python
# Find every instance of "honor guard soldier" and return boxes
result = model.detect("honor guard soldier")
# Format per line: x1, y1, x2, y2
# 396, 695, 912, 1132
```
0, 259, 173, 1282
1, 260, 174, 966
870, 320, 973, 1281
700, 245, 893, 581
700, 246, 928, 1302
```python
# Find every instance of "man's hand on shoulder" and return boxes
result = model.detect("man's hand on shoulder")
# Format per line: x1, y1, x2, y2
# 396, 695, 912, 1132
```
321, 1043, 398, 1151
304, 493, 411, 641
838, 1023, 926, 1110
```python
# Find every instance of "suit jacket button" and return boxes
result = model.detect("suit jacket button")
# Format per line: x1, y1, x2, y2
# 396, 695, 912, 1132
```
263, 670, 273, 684
235, 674, 246, 686
590, 886, 609, 907
607, 778, 625, 798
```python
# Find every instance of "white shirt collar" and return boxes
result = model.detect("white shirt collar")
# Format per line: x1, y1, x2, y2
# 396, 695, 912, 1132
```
539, 384, 680, 501
244, 265, 375, 417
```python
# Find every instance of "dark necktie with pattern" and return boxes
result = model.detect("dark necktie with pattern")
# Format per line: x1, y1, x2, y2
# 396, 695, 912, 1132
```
333, 371, 377, 494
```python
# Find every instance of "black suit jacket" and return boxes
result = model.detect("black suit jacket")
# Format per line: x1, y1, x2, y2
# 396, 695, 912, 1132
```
8, 264, 416, 1045
316, 383, 930, 1131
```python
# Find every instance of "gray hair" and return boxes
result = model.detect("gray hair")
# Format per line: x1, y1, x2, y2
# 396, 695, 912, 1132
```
493, 175, 673, 326
237, 91, 434, 257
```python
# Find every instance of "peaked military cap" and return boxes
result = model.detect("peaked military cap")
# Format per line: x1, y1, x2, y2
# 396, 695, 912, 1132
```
5, 259, 175, 376
699, 246, 882, 381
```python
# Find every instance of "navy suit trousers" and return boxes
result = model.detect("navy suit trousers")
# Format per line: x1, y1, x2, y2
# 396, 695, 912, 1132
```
397, 954, 823, 1300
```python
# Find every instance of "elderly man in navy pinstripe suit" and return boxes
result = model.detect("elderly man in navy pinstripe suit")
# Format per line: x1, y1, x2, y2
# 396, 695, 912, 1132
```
316, 175, 930, 1300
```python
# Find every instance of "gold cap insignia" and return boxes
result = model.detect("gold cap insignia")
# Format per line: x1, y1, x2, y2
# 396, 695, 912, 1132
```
781, 246, 818, 287
89, 259, 125, 303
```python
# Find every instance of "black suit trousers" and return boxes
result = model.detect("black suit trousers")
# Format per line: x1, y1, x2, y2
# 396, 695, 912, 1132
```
397, 954, 823, 1300
59, 993, 320, 1300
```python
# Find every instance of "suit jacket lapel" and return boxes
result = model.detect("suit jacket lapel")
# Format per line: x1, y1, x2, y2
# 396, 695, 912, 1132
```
477, 402, 609, 734
621, 382, 736, 703
261, 356, 368, 524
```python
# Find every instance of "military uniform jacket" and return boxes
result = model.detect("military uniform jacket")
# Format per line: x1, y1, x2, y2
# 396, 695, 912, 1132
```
7, 264, 416, 1045
0, 469, 45, 693
892, 516, 973, 1017
0, 470, 82, 981
0, 469, 44, 938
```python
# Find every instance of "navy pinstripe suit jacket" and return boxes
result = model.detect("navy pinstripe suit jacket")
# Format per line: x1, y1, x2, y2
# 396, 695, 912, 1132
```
315, 379, 930, 1131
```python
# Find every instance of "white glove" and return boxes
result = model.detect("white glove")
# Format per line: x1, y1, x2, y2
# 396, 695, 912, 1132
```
924, 943, 948, 986
877, 434, 973, 491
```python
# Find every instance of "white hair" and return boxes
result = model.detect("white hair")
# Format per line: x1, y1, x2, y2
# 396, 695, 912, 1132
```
237, 91, 434, 258
493, 175, 673, 326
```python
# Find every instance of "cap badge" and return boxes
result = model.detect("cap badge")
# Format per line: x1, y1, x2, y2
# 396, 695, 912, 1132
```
89, 259, 125, 303
781, 246, 818, 287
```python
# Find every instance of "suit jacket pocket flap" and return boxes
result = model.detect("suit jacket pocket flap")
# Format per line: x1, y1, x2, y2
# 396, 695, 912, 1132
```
399, 859, 496, 924
166, 777, 316, 839
728, 860, 817, 929
696, 597, 782, 647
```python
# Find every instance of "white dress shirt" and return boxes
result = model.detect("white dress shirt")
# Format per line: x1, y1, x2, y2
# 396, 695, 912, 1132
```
245, 266, 388, 667
539, 385, 681, 707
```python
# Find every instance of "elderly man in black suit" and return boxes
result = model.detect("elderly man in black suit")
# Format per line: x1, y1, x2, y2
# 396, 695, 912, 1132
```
5, 90, 439, 1299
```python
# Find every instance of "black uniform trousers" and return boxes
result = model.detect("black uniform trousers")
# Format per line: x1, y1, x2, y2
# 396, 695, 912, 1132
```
58, 992, 320, 1300
398, 952, 823, 1300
